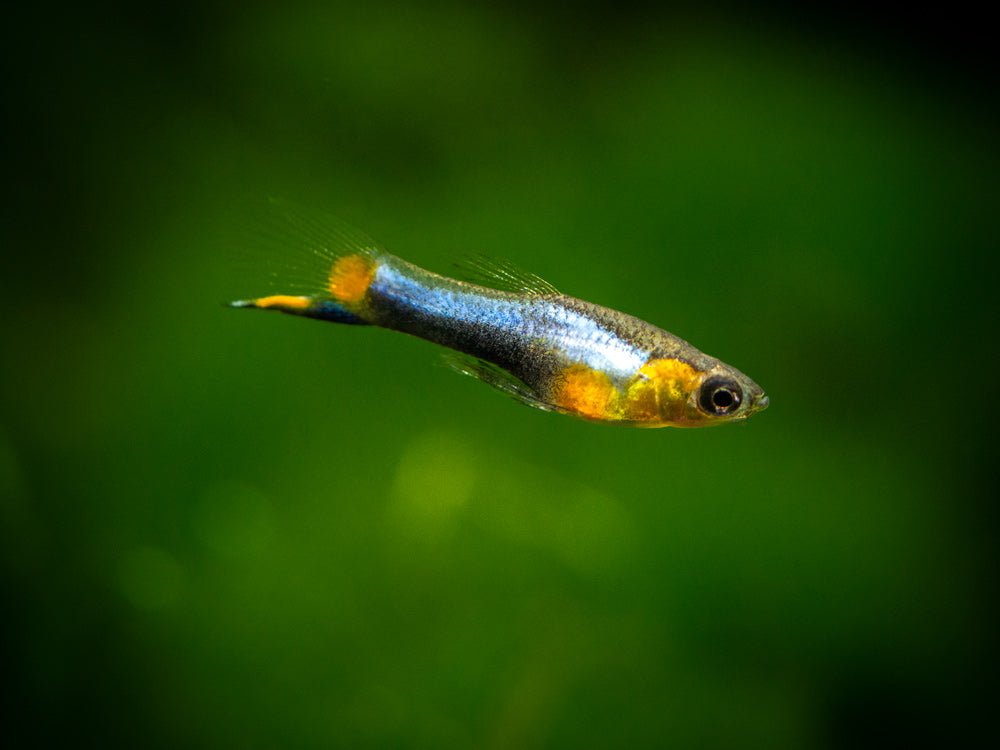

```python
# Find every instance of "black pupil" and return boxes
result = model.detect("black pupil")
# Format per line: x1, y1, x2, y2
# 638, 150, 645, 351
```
698, 378, 742, 416
713, 389, 735, 409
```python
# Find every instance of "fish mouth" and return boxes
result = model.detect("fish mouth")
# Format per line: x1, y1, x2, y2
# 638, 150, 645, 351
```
756, 394, 770, 412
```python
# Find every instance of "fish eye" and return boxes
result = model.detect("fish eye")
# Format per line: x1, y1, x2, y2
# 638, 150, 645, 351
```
699, 378, 743, 416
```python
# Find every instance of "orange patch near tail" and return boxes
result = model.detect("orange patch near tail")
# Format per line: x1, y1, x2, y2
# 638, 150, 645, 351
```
328, 254, 376, 303
554, 365, 618, 421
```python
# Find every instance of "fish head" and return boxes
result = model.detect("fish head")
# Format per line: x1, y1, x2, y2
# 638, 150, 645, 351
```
623, 357, 768, 427
681, 361, 769, 426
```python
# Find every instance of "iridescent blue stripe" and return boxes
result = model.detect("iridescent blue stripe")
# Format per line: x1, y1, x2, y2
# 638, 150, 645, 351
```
372, 260, 647, 380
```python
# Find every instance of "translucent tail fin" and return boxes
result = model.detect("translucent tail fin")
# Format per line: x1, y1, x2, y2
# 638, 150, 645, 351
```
226, 199, 385, 324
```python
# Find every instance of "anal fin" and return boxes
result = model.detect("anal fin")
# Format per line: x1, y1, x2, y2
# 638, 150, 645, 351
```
441, 352, 557, 413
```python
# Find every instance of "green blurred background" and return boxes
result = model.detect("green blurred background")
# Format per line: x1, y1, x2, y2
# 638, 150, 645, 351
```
3, 2, 997, 747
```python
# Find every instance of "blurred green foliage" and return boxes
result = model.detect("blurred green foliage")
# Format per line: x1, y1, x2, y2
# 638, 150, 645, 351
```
2, 2, 997, 748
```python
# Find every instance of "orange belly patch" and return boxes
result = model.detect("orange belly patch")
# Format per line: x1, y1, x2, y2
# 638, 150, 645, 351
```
622, 358, 702, 423
553, 365, 619, 421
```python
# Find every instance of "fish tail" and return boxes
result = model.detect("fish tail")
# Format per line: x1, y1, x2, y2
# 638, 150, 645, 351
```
226, 296, 370, 325
228, 200, 386, 324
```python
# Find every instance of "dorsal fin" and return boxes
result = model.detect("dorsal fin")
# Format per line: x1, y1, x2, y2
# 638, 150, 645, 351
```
451, 254, 559, 296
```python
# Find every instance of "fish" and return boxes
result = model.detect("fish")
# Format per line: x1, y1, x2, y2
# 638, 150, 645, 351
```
228, 205, 769, 427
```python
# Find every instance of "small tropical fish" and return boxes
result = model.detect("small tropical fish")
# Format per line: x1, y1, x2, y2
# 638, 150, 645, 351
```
229, 207, 768, 427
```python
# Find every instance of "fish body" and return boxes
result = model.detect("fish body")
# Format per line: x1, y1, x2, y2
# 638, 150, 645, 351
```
231, 212, 768, 427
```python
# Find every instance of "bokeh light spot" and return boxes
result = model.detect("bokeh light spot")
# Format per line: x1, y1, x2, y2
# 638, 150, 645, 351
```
390, 430, 478, 535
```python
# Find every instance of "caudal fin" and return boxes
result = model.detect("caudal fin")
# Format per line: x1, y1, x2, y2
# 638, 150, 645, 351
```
226, 294, 370, 325
226, 199, 386, 325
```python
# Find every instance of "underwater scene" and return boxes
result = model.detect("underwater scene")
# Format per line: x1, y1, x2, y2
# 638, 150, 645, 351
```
3, 3, 996, 748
